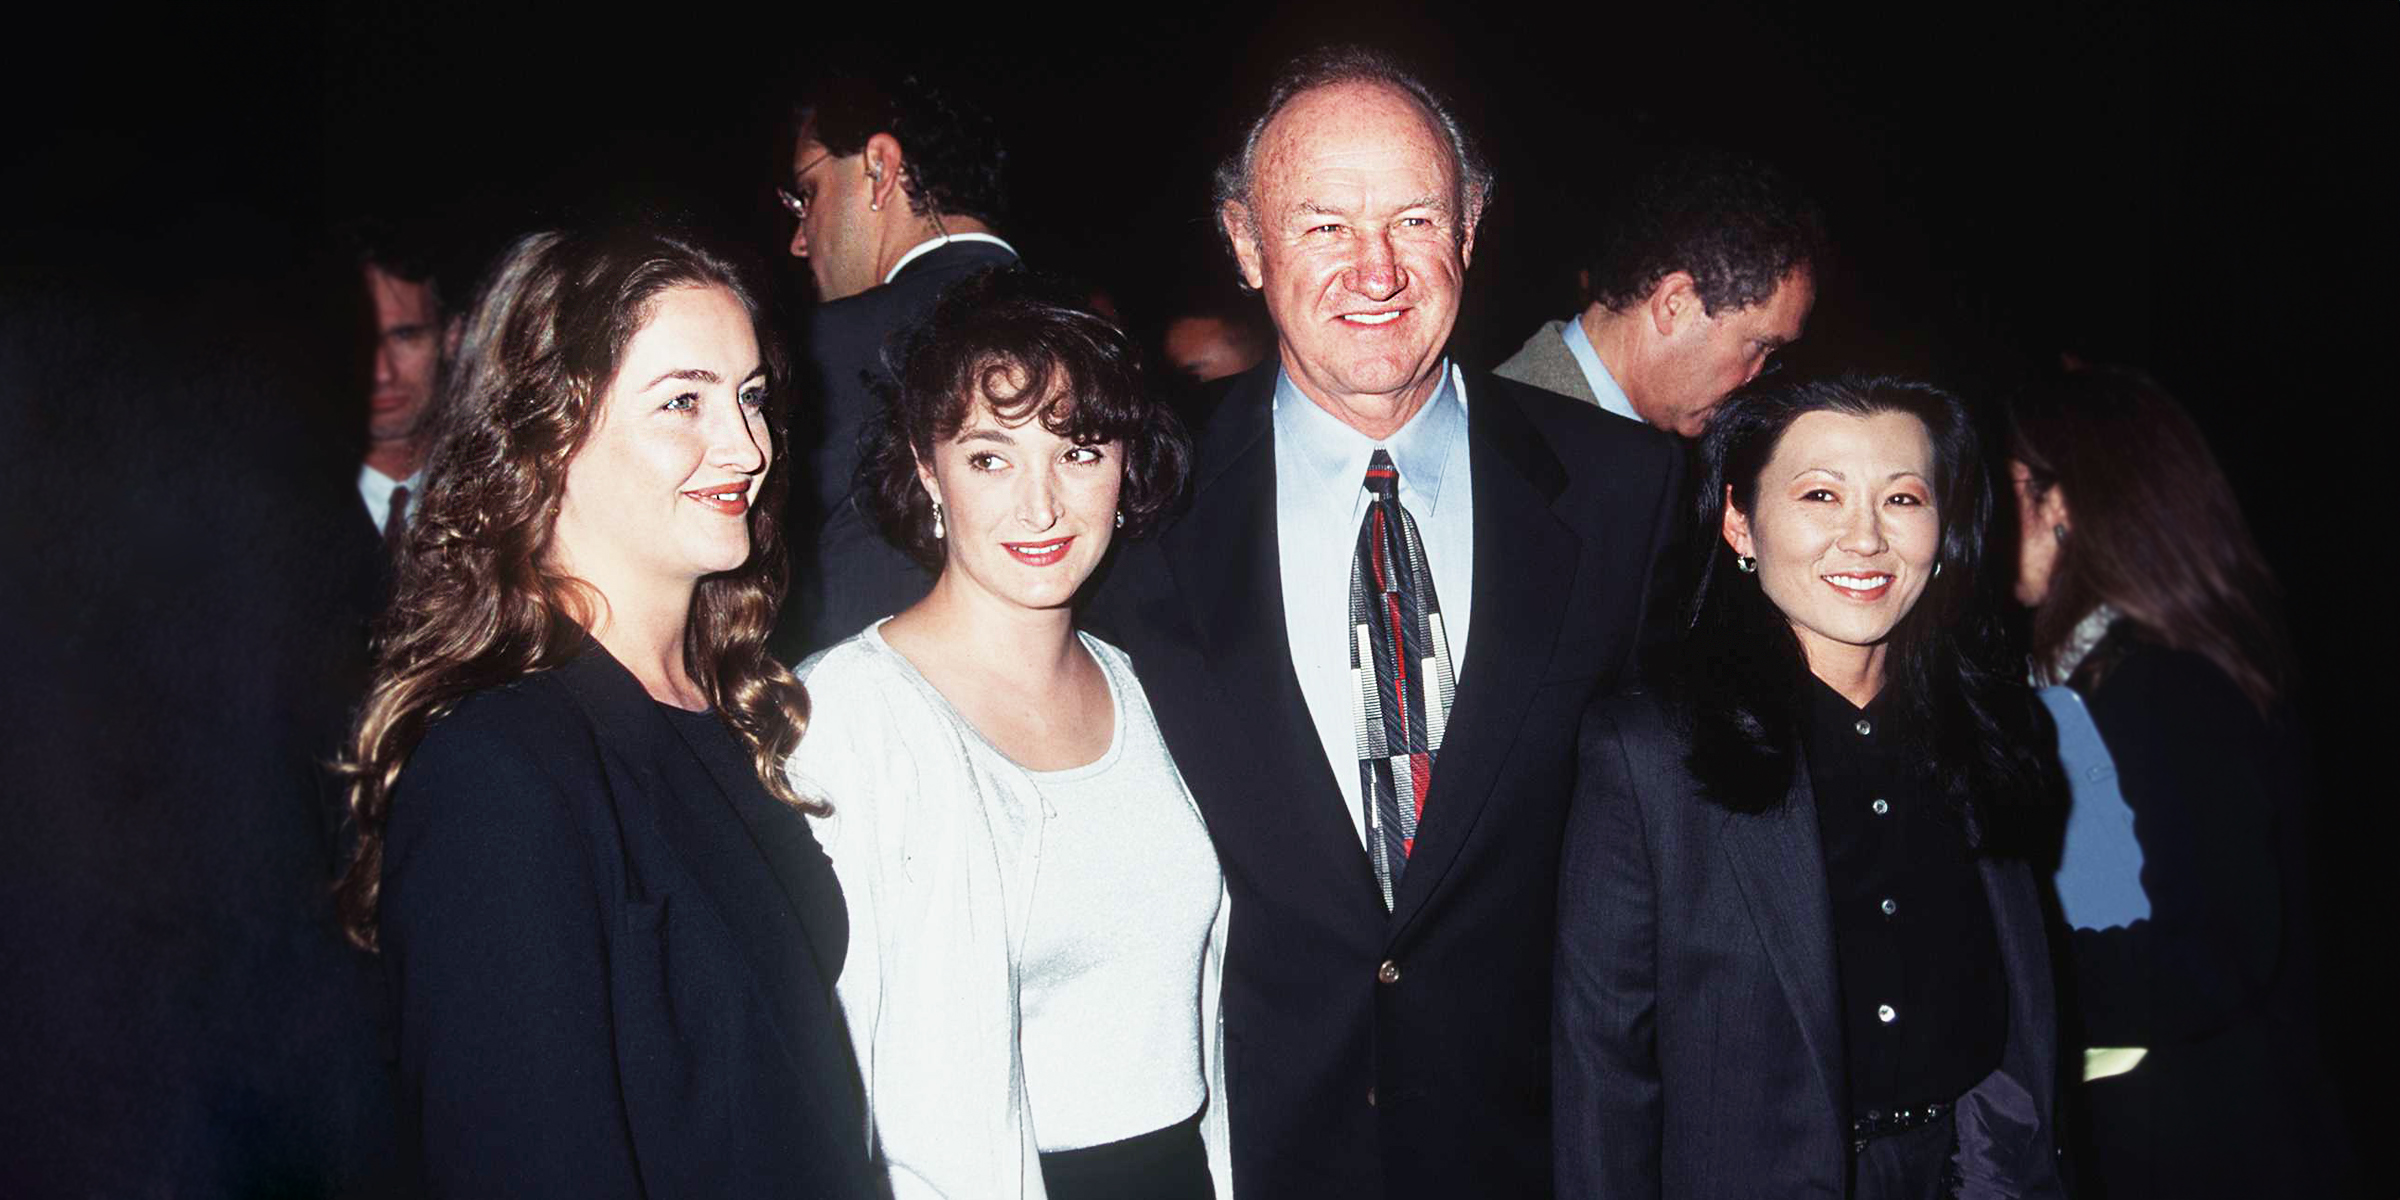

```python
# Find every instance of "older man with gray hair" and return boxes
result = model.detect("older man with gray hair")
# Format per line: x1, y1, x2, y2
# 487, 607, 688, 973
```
1090, 44, 1687, 1200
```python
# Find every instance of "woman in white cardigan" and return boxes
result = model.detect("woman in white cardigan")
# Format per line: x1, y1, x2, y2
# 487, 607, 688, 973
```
786, 269, 1229, 1200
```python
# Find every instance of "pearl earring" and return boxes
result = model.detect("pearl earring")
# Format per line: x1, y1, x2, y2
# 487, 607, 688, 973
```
1735, 554, 1757, 574
930, 499, 945, 541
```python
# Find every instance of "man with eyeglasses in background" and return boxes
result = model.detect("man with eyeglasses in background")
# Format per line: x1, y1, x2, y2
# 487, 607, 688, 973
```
773, 58, 1018, 660
1494, 148, 1827, 438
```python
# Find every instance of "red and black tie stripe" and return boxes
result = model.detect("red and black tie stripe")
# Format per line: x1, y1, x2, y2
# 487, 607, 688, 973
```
1350, 449, 1456, 911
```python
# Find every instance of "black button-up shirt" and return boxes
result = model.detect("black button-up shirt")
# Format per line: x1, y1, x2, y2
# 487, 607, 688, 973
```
1806, 679, 2006, 1116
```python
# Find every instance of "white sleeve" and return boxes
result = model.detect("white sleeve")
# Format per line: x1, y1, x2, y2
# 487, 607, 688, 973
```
792, 661, 1045, 1199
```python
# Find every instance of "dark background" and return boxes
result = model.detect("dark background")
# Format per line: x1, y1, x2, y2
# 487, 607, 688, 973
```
6, 0, 2377, 1190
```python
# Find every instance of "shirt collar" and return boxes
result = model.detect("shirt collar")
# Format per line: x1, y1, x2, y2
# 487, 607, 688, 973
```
883, 232, 1019, 284
357, 462, 422, 501
1271, 361, 1468, 513
1559, 315, 1642, 426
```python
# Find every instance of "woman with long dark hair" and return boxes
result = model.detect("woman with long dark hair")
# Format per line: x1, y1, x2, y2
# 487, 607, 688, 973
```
1554, 374, 2064, 1198
2009, 367, 2351, 1198
336, 227, 872, 1198
785, 268, 1228, 1199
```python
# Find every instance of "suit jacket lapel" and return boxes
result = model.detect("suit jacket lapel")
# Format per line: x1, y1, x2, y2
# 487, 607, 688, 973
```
1161, 369, 1379, 903
1388, 375, 1577, 936
1721, 767, 1844, 1114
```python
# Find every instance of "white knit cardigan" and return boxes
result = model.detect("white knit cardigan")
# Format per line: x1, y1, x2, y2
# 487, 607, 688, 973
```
787, 624, 1233, 1199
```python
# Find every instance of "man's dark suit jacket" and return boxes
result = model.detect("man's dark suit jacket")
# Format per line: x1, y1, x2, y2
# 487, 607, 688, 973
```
1555, 691, 2065, 1199
1087, 363, 1688, 1200
380, 642, 873, 1198
777, 238, 1020, 660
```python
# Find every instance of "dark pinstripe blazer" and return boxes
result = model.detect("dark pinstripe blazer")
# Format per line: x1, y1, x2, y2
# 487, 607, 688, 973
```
1554, 690, 2065, 1199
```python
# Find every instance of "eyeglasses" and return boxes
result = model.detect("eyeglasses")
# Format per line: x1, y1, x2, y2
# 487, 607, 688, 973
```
777, 152, 835, 221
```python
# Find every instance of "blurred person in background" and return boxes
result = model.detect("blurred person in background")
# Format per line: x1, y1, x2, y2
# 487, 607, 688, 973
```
345, 220, 453, 554
1495, 149, 1825, 438
2008, 366, 2354, 1199
1162, 297, 1269, 386
776, 59, 1018, 659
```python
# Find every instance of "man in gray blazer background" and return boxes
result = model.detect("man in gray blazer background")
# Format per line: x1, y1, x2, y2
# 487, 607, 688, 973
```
1495, 149, 1827, 437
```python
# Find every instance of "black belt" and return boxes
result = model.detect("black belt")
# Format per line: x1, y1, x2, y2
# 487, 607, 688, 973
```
1850, 1100, 1952, 1154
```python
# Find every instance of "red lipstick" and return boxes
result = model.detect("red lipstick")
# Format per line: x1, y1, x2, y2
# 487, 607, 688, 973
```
1002, 535, 1075, 567
683, 480, 752, 516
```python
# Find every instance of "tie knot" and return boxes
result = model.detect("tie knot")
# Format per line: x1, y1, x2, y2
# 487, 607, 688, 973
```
1362, 449, 1400, 500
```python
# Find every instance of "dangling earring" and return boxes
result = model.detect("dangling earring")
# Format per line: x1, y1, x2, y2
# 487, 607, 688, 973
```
1735, 555, 1757, 574
930, 498, 945, 541
1114, 510, 1125, 530
1932, 560, 1944, 578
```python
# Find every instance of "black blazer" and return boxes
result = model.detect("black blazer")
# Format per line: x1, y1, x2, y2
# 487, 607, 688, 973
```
777, 239, 1021, 660
1555, 691, 2065, 1199
2058, 631, 2354, 1198
380, 642, 873, 1198
1088, 364, 1688, 1200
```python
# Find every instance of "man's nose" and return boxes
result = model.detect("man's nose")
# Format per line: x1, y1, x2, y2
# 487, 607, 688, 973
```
373, 343, 397, 385
1346, 233, 1405, 302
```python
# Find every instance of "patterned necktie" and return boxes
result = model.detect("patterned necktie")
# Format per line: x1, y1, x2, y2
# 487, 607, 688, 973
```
1350, 449, 1456, 910
383, 484, 410, 556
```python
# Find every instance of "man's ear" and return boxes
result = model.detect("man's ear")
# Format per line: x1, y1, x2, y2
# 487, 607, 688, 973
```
1720, 485, 1756, 558
1649, 271, 1701, 339
864, 132, 906, 213
1222, 201, 1265, 290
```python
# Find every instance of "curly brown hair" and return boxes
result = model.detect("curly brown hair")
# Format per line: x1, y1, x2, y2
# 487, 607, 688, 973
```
334, 226, 816, 951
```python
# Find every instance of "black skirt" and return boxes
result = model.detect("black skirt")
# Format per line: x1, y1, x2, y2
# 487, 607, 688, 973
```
1038, 1109, 1212, 1200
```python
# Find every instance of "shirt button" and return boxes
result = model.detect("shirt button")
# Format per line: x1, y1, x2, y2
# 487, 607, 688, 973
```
1877, 1004, 1898, 1024
1871, 798, 1890, 815
1377, 960, 1402, 985
1880, 898, 1898, 917
1855, 718, 1874, 736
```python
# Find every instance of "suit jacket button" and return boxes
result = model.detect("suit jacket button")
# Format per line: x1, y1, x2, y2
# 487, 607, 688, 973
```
1377, 960, 1402, 984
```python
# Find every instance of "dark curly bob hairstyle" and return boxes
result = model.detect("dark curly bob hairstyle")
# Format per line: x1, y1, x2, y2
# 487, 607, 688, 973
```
859, 266, 1189, 569
1667, 373, 2051, 841
335, 226, 813, 950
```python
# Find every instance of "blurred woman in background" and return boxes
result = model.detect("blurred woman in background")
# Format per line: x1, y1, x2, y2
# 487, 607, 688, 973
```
2009, 366, 2352, 1198
337, 227, 871, 1198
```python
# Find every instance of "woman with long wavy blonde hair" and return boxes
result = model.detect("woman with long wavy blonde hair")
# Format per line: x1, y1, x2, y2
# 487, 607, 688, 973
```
336, 226, 872, 1198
